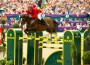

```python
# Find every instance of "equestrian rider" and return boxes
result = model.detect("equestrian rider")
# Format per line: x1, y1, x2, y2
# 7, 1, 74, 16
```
26, 4, 46, 24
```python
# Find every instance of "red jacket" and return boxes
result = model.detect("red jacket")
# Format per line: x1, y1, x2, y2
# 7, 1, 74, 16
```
26, 10, 31, 14
21, 9, 25, 14
26, 8, 41, 19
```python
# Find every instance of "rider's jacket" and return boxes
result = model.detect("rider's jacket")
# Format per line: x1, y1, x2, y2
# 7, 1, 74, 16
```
21, 9, 25, 14
26, 7, 41, 19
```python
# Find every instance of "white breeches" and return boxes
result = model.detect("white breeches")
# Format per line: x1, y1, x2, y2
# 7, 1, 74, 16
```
37, 13, 45, 20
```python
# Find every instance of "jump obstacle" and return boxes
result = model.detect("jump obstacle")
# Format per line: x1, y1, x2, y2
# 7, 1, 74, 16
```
7, 28, 83, 65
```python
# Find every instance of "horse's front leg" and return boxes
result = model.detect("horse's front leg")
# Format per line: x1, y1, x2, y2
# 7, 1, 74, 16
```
24, 29, 31, 35
24, 29, 28, 34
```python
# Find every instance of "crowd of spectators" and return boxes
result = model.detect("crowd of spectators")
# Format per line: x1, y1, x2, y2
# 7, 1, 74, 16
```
0, 0, 90, 15
0, 1, 35, 14
0, 0, 90, 31
43, 0, 90, 15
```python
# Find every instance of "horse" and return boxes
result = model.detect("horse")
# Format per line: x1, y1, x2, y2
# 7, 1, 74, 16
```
20, 14, 58, 35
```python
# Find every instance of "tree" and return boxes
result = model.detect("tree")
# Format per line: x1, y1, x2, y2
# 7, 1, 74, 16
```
12, 22, 20, 28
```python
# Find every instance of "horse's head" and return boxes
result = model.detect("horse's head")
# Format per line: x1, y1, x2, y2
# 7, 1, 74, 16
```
20, 14, 32, 28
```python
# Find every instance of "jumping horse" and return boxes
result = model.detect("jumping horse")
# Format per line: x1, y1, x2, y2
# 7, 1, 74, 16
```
20, 14, 58, 35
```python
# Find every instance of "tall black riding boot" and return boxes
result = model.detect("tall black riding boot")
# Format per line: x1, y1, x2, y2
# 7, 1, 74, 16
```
39, 19, 49, 26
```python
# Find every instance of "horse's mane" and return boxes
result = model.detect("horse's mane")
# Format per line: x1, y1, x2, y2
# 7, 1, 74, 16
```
20, 14, 31, 19
20, 14, 32, 22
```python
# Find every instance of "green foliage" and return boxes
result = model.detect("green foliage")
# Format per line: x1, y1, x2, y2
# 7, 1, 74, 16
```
85, 34, 90, 46
70, 42, 77, 65
83, 25, 90, 64
71, 42, 77, 59
3, 42, 6, 47
2, 28, 6, 47
82, 51, 90, 64
85, 25, 90, 46
0, 58, 14, 65
0, 58, 6, 65
6, 60, 14, 65
0, 46, 6, 52
87, 25, 90, 33
0, 19, 6, 24
2, 28, 5, 39
85, 24, 90, 46
12, 23, 20, 28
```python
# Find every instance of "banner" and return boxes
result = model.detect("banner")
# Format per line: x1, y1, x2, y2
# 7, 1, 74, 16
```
5, 14, 20, 20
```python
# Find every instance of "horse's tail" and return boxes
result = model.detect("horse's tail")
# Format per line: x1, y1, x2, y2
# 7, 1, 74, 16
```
53, 20, 58, 26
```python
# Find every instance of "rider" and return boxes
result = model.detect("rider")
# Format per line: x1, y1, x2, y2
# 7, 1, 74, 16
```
26, 4, 46, 24
26, 5, 40, 18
